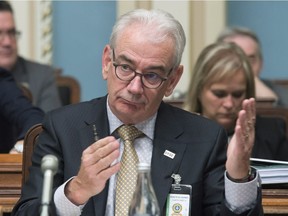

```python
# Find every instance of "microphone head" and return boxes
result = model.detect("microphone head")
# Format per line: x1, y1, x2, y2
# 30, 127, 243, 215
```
41, 154, 59, 174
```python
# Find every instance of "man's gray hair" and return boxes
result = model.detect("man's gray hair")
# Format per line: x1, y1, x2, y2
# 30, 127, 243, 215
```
109, 9, 186, 68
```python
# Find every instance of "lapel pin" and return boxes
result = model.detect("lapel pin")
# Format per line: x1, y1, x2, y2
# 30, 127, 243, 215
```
171, 173, 182, 185
164, 150, 175, 159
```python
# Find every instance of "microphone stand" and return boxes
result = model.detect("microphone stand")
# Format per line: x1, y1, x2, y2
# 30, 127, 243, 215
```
40, 155, 58, 216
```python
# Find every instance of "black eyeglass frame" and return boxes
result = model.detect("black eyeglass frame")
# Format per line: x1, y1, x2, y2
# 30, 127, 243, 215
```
0, 28, 21, 41
112, 49, 172, 89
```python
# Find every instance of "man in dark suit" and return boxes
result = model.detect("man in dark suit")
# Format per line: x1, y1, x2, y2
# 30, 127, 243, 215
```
12, 9, 263, 215
253, 115, 288, 161
0, 1, 62, 112
0, 67, 44, 153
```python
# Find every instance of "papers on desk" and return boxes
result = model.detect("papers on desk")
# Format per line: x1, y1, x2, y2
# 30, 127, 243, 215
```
251, 158, 288, 185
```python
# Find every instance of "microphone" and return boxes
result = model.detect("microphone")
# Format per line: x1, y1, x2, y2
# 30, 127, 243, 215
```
40, 154, 59, 216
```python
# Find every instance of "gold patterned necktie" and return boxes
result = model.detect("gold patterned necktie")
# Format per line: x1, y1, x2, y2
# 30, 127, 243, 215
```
115, 125, 143, 216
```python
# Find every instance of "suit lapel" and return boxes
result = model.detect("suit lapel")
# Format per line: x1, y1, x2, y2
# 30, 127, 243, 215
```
151, 102, 187, 211
79, 97, 110, 150
78, 96, 111, 215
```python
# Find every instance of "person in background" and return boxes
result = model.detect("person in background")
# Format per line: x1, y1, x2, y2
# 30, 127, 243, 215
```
184, 42, 288, 161
0, 67, 44, 153
0, 0, 62, 112
13, 9, 262, 215
217, 26, 288, 106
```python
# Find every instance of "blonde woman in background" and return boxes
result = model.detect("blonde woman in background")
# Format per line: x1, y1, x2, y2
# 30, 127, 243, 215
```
184, 42, 288, 161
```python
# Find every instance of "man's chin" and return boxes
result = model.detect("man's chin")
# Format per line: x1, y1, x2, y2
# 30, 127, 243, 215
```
0, 60, 16, 70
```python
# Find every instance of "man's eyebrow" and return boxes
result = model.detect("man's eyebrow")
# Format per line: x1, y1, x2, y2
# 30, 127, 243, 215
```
116, 54, 135, 65
145, 65, 166, 73
116, 54, 167, 72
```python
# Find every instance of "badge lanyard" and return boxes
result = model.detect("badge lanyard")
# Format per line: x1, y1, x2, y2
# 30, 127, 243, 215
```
166, 174, 192, 216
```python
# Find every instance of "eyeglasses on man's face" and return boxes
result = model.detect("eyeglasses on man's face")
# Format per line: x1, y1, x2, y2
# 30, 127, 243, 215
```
112, 49, 171, 89
0, 29, 21, 41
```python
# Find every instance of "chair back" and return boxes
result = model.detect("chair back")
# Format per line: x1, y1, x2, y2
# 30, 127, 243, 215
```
255, 98, 277, 108
54, 68, 81, 105
270, 79, 288, 89
57, 75, 81, 105
22, 124, 43, 186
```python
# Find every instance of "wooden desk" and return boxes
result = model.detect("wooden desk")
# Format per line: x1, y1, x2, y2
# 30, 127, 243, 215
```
1, 153, 288, 215
0, 154, 22, 214
263, 189, 288, 214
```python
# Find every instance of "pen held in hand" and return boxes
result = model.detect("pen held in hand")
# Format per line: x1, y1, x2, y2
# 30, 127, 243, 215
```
93, 124, 99, 141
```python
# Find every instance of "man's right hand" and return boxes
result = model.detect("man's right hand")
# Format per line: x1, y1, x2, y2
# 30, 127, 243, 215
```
64, 136, 121, 205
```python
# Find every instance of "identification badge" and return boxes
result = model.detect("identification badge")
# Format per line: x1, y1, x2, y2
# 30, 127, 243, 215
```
166, 174, 192, 216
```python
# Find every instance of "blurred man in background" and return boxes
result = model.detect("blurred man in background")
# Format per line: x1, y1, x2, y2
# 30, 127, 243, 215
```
0, 67, 44, 153
0, 0, 62, 112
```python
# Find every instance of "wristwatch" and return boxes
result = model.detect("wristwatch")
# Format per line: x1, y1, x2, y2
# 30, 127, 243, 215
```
227, 167, 256, 183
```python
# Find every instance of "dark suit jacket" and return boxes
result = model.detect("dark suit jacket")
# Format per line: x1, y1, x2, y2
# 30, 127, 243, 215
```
0, 68, 44, 153
12, 96, 263, 216
262, 79, 288, 106
252, 115, 288, 161
12, 56, 62, 112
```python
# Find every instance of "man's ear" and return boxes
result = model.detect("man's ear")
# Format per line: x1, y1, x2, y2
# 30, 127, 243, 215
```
102, 45, 111, 80
165, 65, 183, 97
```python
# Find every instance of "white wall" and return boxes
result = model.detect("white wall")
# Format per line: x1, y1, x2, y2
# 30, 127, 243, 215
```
9, 0, 52, 64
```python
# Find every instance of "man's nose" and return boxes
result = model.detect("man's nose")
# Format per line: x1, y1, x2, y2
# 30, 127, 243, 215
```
127, 76, 144, 94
